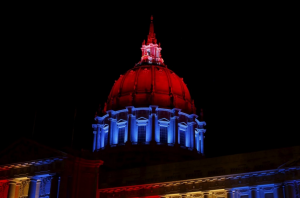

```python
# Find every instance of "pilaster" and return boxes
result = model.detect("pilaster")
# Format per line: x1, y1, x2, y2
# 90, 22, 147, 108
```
126, 106, 134, 145
7, 180, 16, 198
96, 124, 101, 150
93, 130, 96, 152
173, 108, 180, 146
200, 130, 204, 155
150, 105, 158, 145
28, 178, 41, 198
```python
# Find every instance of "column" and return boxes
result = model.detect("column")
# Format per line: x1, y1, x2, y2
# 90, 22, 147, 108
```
256, 188, 261, 198
93, 131, 96, 151
200, 131, 204, 155
100, 125, 106, 148
151, 113, 156, 143
28, 178, 41, 198
282, 184, 286, 198
57, 177, 60, 198
192, 123, 196, 151
7, 181, 16, 198
174, 116, 179, 146
126, 107, 132, 145
0, 181, 9, 198
173, 108, 180, 146
150, 105, 158, 144
96, 124, 101, 150
107, 118, 112, 147
15, 182, 21, 198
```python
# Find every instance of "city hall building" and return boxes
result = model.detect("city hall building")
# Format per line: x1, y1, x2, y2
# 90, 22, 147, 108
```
0, 16, 299, 198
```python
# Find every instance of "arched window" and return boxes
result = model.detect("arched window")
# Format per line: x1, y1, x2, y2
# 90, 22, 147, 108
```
160, 126, 168, 144
138, 126, 146, 143
118, 127, 125, 144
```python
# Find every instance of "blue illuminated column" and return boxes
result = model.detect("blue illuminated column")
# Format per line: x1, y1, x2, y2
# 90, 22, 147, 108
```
97, 125, 101, 150
92, 130, 96, 152
150, 105, 158, 144
107, 118, 113, 147
100, 124, 108, 148
28, 178, 41, 198
200, 130, 204, 155
195, 130, 200, 152
256, 187, 261, 198
188, 122, 196, 150
92, 124, 97, 151
57, 177, 60, 198
173, 108, 180, 146
126, 106, 134, 144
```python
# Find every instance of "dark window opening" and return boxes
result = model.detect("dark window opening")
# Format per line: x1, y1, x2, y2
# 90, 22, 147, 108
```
118, 127, 125, 144
160, 126, 168, 144
138, 126, 146, 143
180, 130, 185, 146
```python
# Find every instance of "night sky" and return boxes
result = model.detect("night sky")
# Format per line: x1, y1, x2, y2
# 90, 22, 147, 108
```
2, 4, 298, 158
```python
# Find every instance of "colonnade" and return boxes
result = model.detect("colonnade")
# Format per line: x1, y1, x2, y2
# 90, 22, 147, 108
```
160, 182, 300, 198
0, 175, 60, 198
93, 106, 206, 154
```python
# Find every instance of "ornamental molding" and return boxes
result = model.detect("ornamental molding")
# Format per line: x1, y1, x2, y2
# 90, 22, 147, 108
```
116, 119, 127, 126
99, 167, 300, 197
0, 157, 63, 180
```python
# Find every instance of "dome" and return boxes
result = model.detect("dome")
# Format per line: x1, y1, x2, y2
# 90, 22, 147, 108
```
104, 16, 196, 114
106, 64, 196, 114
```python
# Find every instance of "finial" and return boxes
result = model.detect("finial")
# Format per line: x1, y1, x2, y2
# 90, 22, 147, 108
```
151, 15, 153, 21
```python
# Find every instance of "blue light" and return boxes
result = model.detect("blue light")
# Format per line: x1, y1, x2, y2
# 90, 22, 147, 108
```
93, 106, 206, 152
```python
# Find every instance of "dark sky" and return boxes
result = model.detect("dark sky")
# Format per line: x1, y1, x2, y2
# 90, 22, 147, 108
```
2, 4, 298, 158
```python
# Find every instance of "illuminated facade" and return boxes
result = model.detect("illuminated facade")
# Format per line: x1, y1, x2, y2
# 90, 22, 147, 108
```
92, 16, 206, 155
1, 16, 300, 198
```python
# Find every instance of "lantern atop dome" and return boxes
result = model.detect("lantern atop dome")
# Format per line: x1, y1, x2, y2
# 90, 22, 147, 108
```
138, 16, 164, 66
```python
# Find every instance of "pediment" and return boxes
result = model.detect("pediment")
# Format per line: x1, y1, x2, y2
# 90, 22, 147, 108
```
158, 118, 169, 122
179, 122, 188, 126
117, 119, 127, 123
137, 117, 148, 121
0, 138, 66, 165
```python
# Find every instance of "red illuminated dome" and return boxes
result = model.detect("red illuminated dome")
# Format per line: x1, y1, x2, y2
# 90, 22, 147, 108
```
105, 16, 196, 114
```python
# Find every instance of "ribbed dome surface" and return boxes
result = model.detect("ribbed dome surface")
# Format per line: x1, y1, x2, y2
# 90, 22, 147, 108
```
106, 65, 196, 114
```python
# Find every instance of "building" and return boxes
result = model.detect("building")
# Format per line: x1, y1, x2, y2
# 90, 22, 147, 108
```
0, 16, 300, 198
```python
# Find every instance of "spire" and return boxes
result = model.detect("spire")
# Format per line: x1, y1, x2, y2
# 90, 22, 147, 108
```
147, 15, 157, 44
138, 15, 164, 66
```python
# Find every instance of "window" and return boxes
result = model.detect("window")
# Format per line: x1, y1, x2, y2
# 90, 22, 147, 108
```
241, 196, 249, 198
118, 127, 125, 144
265, 193, 274, 198
180, 130, 185, 146
160, 127, 168, 144
138, 126, 146, 143
104, 132, 108, 147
